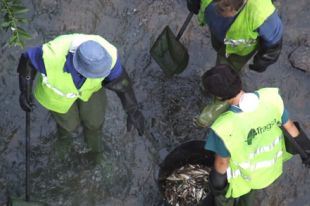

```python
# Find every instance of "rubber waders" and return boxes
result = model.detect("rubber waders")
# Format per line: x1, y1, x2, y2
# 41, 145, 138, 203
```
54, 125, 73, 161
196, 98, 230, 127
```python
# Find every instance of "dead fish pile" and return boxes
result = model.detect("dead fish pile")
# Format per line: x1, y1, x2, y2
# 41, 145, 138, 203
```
163, 164, 211, 206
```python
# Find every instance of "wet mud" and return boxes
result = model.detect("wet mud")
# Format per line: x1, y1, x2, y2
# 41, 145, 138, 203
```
0, 0, 309, 205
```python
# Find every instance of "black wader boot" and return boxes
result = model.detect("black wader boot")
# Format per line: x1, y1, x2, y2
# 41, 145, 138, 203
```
55, 125, 74, 160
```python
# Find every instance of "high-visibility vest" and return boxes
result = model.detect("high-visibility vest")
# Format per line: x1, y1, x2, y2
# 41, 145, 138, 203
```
198, 0, 275, 56
34, 34, 117, 113
211, 88, 292, 198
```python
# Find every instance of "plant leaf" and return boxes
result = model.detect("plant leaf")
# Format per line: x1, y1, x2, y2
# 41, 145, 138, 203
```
8, 35, 18, 45
1, 21, 11, 28
15, 17, 28, 24
1, 0, 31, 48
16, 27, 31, 38
11, 6, 28, 14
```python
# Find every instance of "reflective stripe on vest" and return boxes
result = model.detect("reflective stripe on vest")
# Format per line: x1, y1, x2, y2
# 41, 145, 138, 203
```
34, 34, 117, 113
41, 74, 80, 98
227, 150, 283, 181
223, 39, 257, 48
248, 135, 281, 160
211, 88, 292, 198
198, 0, 275, 56
227, 135, 282, 179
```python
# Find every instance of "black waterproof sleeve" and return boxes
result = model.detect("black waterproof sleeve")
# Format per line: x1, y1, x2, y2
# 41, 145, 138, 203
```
249, 38, 282, 73
104, 69, 145, 136
293, 122, 310, 152
186, 0, 201, 14
17, 54, 36, 90
17, 54, 37, 112
208, 169, 228, 196
104, 70, 137, 112
211, 34, 224, 53
282, 122, 310, 154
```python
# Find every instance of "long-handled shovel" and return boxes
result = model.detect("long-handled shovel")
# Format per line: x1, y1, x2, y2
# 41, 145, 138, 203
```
7, 88, 46, 206
150, 12, 193, 77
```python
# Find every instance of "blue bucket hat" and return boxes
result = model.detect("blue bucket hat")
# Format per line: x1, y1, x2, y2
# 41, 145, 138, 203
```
73, 40, 112, 78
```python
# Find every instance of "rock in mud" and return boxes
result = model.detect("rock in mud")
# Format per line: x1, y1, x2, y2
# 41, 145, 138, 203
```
289, 45, 310, 72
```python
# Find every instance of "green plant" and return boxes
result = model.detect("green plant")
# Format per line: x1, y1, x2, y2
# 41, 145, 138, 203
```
1, 0, 31, 47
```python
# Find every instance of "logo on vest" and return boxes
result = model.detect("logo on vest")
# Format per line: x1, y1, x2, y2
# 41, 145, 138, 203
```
245, 119, 280, 145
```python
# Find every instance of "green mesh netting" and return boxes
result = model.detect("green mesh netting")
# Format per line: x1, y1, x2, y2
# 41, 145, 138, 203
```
150, 26, 189, 77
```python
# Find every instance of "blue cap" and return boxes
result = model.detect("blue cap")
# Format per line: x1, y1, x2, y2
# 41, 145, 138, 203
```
73, 40, 112, 78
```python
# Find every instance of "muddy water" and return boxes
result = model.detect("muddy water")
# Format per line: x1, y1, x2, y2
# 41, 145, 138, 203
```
0, 0, 309, 205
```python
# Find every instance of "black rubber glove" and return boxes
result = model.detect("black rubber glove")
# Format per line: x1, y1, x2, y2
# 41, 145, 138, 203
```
301, 155, 310, 168
17, 54, 36, 112
208, 169, 228, 196
282, 122, 310, 167
293, 122, 310, 167
249, 38, 282, 73
187, 0, 201, 14
126, 106, 145, 136
104, 70, 145, 136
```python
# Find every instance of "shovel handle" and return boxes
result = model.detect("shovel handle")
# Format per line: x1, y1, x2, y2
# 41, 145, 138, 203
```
25, 111, 30, 201
176, 12, 194, 40
25, 69, 32, 201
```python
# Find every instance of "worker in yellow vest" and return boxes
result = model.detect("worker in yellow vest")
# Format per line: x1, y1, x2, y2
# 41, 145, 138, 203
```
17, 34, 145, 163
187, 0, 283, 128
200, 64, 310, 206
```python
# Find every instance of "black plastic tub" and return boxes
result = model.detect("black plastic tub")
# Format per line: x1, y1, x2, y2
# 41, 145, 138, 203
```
157, 140, 215, 206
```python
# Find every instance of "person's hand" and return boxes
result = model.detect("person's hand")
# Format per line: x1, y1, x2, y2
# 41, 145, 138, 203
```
17, 54, 36, 112
19, 92, 35, 112
249, 39, 282, 73
249, 63, 267, 73
127, 108, 145, 136
187, 0, 201, 14
301, 153, 310, 168
291, 122, 310, 168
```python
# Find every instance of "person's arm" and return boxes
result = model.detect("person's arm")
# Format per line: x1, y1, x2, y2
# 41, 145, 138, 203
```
103, 55, 123, 84
214, 154, 230, 174
282, 120, 310, 167
104, 61, 145, 136
208, 154, 230, 197
282, 119, 299, 138
205, 130, 231, 173
23, 46, 46, 74
249, 11, 283, 72
17, 50, 39, 112
186, 0, 201, 14
205, 129, 230, 195
204, 129, 231, 157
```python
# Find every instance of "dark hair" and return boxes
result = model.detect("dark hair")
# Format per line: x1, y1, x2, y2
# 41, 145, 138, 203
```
214, 0, 245, 11
202, 64, 242, 100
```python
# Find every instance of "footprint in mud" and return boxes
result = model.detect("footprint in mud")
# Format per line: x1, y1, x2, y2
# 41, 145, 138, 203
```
94, 155, 132, 199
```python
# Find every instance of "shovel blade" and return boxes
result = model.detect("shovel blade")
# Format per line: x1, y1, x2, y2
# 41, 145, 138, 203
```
150, 26, 189, 77
7, 198, 47, 206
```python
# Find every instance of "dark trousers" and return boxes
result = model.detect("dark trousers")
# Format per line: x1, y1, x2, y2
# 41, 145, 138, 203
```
51, 88, 107, 153
213, 190, 256, 206
211, 34, 256, 72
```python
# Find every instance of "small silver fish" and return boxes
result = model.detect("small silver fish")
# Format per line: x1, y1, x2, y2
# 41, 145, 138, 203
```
163, 164, 211, 205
